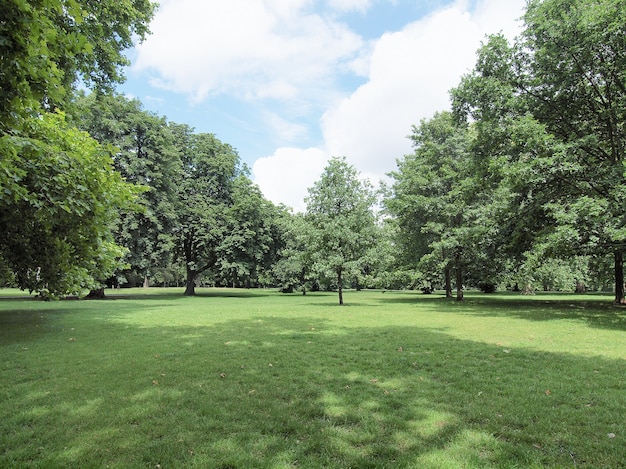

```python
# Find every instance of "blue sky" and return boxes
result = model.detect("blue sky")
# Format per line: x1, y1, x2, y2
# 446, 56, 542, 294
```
120, 0, 525, 211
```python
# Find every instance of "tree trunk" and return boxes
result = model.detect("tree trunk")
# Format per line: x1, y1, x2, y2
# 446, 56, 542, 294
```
444, 264, 453, 298
184, 268, 196, 296
85, 287, 105, 299
455, 251, 464, 302
337, 267, 344, 305
143, 274, 150, 288
615, 250, 624, 304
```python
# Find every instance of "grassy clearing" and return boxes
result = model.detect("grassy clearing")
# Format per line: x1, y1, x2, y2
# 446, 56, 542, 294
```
0, 288, 624, 468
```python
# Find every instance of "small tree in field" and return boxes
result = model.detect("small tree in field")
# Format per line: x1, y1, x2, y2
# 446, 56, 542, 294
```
305, 157, 377, 305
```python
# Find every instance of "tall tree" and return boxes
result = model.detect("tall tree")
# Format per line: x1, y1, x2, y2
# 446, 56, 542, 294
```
171, 126, 241, 296
71, 93, 180, 287
305, 157, 377, 305
520, 0, 626, 303
1, 0, 155, 295
453, 1, 626, 303
388, 112, 489, 300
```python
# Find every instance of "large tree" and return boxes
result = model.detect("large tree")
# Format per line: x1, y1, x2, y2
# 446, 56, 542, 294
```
171, 126, 241, 296
1, 0, 156, 295
520, 0, 626, 303
305, 157, 377, 305
453, 0, 626, 302
71, 93, 181, 287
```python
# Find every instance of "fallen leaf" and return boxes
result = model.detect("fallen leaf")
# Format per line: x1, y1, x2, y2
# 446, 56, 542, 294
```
219, 373, 226, 378
68, 338, 76, 342
608, 433, 616, 439
398, 346, 404, 352
152, 380, 158, 385
268, 363, 273, 367
545, 390, 551, 395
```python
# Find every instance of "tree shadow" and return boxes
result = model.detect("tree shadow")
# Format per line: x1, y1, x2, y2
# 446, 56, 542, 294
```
1, 312, 624, 467
379, 293, 626, 332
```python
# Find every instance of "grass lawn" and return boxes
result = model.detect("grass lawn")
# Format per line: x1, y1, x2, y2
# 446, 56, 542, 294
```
0, 288, 624, 468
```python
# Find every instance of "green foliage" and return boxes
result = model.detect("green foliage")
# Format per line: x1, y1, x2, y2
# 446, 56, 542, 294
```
0, 0, 156, 295
172, 127, 247, 295
305, 157, 378, 304
444, 1, 626, 301
0, 0, 156, 130
0, 112, 142, 296
388, 112, 498, 299
217, 175, 283, 287
71, 93, 181, 287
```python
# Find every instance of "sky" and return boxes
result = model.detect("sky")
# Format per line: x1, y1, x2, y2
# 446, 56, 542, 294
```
120, 0, 526, 212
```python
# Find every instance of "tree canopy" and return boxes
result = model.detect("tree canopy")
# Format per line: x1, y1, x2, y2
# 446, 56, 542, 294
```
0, 0, 156, 296
305, 157, 378, 305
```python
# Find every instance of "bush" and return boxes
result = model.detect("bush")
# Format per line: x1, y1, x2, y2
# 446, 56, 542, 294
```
478, 282, 497, 294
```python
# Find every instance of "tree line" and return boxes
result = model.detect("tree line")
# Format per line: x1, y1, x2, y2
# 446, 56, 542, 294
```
1, 0, 625, 303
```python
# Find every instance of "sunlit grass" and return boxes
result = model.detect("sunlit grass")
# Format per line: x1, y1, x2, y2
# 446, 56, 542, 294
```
0, 288, 624, 467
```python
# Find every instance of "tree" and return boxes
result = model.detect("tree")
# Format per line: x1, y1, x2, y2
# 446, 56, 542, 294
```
388, 112, 493, 300
0, 0, 155, 130
1, 0, 155, 295
520, 0, 626, 303
453, 1, 626, 303
0, 112, 141, 296
171, 127, 241, 296
305, 157, 377, 305
71, 93, 181, 288
272, 212, 317, 294
217, 175, 282, 288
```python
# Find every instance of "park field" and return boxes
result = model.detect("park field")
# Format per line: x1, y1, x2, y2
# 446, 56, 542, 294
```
0, 288, 624, 468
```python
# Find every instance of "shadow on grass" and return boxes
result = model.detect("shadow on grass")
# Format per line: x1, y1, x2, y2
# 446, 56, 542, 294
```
1, 311, 624, 468
379, 293, 626, 332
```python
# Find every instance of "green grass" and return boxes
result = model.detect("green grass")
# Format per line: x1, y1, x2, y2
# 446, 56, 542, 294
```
1, 288, 624, 468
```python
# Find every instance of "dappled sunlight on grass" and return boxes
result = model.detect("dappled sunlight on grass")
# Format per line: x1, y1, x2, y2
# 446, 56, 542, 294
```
0, 289, 624, 467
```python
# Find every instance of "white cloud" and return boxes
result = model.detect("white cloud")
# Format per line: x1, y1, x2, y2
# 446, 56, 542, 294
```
136, 0, 525, 212
263, 112, 309, 144
254, 0, 525, 210
252, 147, 329, 212
324, 0, 526, 176
135, 0, 364, 103
327, 0, 372, 13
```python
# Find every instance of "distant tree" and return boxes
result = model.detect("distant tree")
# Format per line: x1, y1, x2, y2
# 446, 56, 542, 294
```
305, 157, 377, 305
272, 212, 316, 294
388, 112, 492, 300
217, 175, 282, 288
